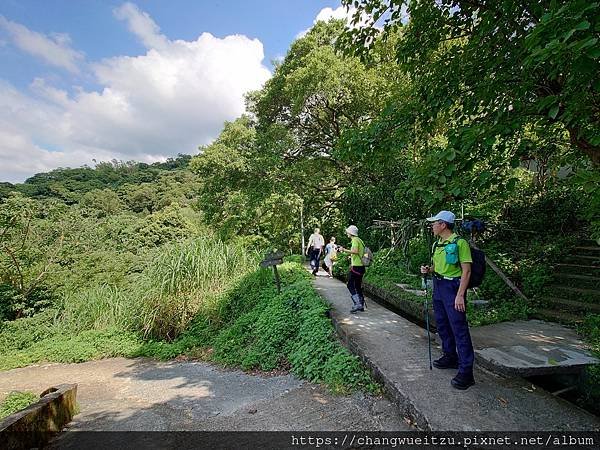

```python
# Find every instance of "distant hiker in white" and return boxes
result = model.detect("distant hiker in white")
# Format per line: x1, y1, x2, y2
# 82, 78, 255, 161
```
305, 228, 325, 276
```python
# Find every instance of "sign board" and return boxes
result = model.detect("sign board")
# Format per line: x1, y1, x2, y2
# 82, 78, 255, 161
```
260, 250, 285, 268
259, 250, 285, 293
260, 258, 283, 268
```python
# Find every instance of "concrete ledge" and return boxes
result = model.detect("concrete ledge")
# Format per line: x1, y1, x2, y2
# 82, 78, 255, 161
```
0, 384, 77, 450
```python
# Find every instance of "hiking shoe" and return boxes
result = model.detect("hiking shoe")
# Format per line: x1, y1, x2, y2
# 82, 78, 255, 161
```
433, 355, 459, 369
451, 373, 475, 390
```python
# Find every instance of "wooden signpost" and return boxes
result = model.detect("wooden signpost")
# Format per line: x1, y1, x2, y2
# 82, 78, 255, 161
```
260, 250, 285, 293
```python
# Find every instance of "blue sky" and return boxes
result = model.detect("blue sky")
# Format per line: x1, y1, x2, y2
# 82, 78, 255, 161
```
0, 0, 347, 182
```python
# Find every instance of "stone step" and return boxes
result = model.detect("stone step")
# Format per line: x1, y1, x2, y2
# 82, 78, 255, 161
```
582, 239, 600, 247
538, 297, 600, 314
554, 263, 600, 276
553, 273, 600, 289
573, 246, 600, 256
563, 255, 600, 266
532, 308, 584, 325
545, 285, 600, 302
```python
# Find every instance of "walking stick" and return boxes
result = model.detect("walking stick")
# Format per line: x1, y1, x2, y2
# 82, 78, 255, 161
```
423, 273, 433, 370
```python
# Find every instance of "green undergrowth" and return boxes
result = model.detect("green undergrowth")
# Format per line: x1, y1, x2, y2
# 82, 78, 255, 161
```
137, 263, 378, 394
0, 306, 143, 369
577, 314, 600, 415
0, 391, 38, 419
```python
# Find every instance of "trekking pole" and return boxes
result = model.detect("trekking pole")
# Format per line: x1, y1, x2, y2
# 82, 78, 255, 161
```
423, 273, 433, 370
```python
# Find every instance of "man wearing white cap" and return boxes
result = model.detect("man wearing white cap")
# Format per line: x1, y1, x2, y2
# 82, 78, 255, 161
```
420, 210, 475, 390
338, 225, 366, 313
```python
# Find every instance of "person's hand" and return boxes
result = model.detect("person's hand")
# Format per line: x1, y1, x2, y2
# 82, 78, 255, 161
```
420, 265, 430, 274
454, 294, 466, 312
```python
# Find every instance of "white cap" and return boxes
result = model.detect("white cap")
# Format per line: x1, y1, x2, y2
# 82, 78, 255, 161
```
345, 225, 359, 236
426, 210, 455, 224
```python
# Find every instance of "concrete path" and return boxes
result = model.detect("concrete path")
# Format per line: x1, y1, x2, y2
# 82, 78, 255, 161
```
0, 358, 408, 432
312, 273, 600, 431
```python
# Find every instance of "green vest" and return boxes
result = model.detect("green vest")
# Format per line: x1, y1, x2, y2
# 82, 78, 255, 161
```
432, 233, 472, 278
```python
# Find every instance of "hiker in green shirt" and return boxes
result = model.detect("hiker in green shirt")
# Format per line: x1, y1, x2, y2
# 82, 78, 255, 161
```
420, 210, 475, 390
338, 225, 366, 313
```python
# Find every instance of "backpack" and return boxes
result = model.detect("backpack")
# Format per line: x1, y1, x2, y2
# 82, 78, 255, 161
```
432, 237, 486, 288
358, 238, 373, 267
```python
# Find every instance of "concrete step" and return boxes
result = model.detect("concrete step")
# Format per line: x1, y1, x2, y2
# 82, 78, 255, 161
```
545, 285, 600, 302
554, 263, 600, 277
564, 255, 600, 265
470, 320, 599, 377
553, 273, 600, 289
538, 297, 600, 313
582, 239, 600, 247
574, 246, 600, 256
532, 308, 584, 325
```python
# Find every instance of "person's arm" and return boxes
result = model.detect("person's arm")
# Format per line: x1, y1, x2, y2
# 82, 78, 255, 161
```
339, 242, 360, 255
454, 239, 473, 312
305, 235, 313, 254
454, 262, 471, 312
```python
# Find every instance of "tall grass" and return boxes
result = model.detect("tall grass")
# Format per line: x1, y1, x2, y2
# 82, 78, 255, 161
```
59, 285, 138, 332
57, 235, 258, 341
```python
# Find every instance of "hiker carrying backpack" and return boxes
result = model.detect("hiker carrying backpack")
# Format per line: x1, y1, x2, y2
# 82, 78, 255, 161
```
420, 210, 476, 390
338, 225, 370, 314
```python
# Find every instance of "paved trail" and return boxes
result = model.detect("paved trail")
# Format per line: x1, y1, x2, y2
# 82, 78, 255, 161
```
0, 357, 409, 431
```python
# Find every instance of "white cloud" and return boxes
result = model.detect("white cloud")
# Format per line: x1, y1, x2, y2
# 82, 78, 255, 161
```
297, 4, 377, 39
0, 15, 84, 73
0, 3, 271, 183
314, 6, 353, 23
113, 2, 168, 50
296, 5, 354, 39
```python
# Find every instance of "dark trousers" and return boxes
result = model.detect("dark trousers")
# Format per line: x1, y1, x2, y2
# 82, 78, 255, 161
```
347, 266, 365, 296
309, 248, 321, 271
432, 277, 474, 376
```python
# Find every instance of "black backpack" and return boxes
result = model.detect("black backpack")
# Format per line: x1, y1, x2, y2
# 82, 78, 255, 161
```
432, 237, 486, 288
467, 244, 486, 288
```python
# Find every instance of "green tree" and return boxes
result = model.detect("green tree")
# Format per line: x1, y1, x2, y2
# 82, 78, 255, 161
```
80, 189, 124, 217
0, 194, 72, 317
340, 0, 600, 167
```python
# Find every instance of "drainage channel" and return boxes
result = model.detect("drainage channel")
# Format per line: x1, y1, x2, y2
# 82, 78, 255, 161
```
525, 373, 599, 417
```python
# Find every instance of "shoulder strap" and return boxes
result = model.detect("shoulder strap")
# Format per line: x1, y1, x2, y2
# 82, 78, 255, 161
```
356, 237, 365, 250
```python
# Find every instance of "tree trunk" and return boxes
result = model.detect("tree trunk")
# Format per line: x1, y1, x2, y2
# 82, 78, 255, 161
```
568, 127, 600, 167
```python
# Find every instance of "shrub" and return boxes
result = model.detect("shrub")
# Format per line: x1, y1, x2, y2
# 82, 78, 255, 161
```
0, 391, 38, 419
